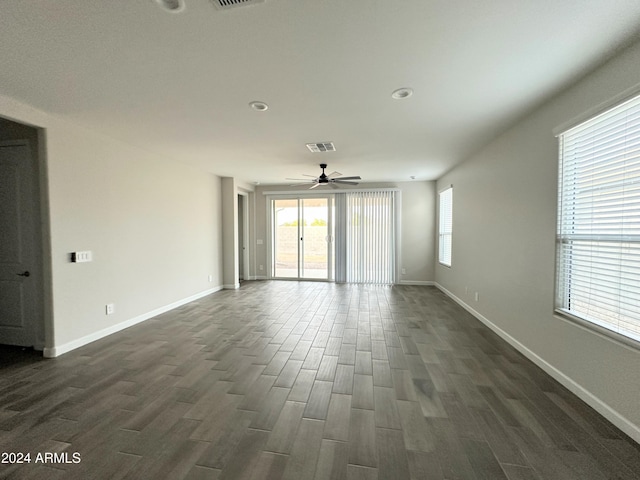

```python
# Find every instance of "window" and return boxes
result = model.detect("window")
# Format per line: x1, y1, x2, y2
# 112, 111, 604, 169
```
439, 186, 453, 267
556, 93, 640, 344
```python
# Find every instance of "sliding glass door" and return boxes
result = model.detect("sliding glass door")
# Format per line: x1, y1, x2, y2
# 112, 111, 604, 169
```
273, 199, 299, 278
272, 197, 333, 280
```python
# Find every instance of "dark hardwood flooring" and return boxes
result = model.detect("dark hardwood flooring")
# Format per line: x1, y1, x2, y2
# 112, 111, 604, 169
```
0, 281, 638, 479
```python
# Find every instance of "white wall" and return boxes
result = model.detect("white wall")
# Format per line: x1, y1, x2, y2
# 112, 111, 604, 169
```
253, 181, 436, 284
221, 176, 239, 289
435, 40, 640, 441
0, 94, 223, 355
399, 181, 435, 284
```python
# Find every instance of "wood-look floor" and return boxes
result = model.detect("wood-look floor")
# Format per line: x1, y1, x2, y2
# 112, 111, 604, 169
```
0, 281, 638, 480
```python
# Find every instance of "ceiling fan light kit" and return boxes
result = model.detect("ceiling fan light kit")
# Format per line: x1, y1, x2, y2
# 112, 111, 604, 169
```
287, 163, 361, 189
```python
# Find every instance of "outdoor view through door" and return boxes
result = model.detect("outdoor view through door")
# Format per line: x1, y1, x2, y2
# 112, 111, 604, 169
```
272, 197, 333, 280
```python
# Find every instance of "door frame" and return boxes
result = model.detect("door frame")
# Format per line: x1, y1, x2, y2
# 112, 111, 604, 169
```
237, 191, 250, 282
0, 136, 48, 351
267, 194, 334, 281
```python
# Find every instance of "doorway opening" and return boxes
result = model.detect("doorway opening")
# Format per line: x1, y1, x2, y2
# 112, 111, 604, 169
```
271, 196, 334, 280
237, 193, 249, 282
0, 117, 48, 353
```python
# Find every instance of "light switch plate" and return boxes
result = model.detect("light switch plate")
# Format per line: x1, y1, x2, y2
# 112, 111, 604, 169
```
71, 251, 93, 262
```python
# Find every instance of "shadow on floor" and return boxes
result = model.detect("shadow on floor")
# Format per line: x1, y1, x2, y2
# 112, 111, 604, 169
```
0, 344, 43, 369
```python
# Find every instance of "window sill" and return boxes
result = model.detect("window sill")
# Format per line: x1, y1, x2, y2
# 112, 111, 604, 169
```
554, 309, 640, 352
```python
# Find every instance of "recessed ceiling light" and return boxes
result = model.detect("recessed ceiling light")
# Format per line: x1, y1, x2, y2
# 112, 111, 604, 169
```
154, 0, 186, 13
410, 175, 416, 180
249, 101, 269, 111
391, 87, 413, 99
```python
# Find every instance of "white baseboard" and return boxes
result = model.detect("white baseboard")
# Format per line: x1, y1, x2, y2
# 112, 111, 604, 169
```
398, 280, 435, 286
248, 276, 267, 281
435, 283, 640, 444
43, 286, 222, 358
223, 283, 240, 290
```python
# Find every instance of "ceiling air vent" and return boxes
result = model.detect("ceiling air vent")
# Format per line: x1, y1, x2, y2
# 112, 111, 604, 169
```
306, 142, 336, 153
211, 0, 265, 10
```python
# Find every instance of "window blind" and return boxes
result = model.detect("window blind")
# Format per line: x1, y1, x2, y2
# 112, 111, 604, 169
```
556, 92, 640, 343
335, 191, 396, 284
439, 187, 453, 266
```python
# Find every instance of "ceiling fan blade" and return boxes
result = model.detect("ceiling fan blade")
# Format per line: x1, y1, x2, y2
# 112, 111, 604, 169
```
284, 165, 357, 187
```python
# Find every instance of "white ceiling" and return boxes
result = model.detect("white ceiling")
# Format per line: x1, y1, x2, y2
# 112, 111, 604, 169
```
2, 0, 640, 185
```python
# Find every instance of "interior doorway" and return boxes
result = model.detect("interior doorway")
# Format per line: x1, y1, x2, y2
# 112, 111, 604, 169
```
271, 196, 333, 280
0, 118, 46, 350
237, 193, 249, 282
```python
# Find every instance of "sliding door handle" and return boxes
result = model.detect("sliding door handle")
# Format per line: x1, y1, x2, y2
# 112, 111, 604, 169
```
16, 271, 30, 277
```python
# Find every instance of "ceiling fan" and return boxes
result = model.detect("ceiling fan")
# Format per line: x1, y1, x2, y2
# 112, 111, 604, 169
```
287, 163, 362, 189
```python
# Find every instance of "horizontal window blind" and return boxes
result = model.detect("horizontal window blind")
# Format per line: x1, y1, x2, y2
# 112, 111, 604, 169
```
335, 191, 396, 284
439, 187, 453, 266
556, 93, 640, 343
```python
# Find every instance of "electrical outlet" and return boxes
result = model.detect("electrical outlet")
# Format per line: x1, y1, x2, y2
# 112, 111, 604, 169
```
474, 292, 479, 302
208, 275, 213, 282
106, 303, 115, 315
465, 286, 468, 295
259, 265, 264, 271
401, 268, 406, 275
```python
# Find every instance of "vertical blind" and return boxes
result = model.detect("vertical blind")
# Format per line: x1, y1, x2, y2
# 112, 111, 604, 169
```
439, 187, 453, 266
335, 191, 396, 284
556, 92, 640, 343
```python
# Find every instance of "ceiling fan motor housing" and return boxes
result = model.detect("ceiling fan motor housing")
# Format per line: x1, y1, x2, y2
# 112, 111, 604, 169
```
318, 163, 328, 182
